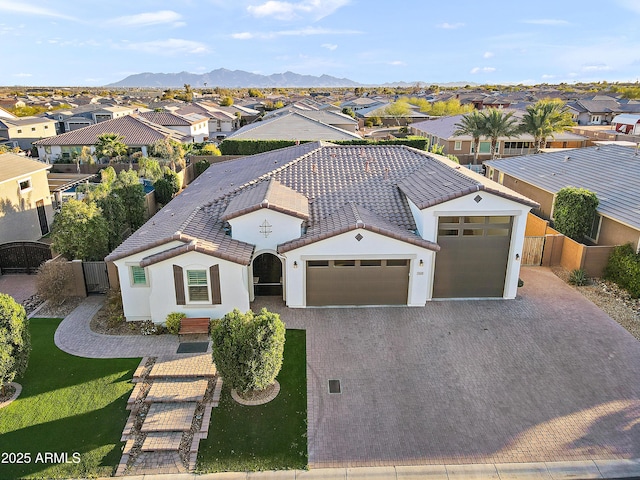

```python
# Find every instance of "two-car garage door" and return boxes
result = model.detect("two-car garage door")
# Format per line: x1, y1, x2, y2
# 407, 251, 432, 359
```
306, 259, 410, 306
433, 215, 513, 298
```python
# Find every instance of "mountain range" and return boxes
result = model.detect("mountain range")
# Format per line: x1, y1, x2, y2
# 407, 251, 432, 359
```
107, 68, 362, 88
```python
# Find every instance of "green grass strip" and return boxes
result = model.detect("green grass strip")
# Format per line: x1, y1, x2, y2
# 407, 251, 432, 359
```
0, 318, 139, 479
197, 328, 308, 472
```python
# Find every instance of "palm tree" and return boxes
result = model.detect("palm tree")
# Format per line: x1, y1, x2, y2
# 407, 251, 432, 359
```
95, 132, 127, 164
519, 99, 575, 152
481, 108, 519, 159
454, 110, 486, 165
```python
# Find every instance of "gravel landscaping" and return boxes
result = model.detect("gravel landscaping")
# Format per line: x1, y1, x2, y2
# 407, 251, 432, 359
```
551, 266, 640, 341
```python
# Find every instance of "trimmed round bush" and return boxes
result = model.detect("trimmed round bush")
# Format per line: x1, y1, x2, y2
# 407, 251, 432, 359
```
165, 312, 186, 334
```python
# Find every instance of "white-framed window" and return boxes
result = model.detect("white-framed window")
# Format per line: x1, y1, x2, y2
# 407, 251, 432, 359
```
18, 178, 32, 192
454, 140, 462, 151
186, 269, 209, 302
494, 141, 500, 153
130, 265, 148, 286
587, 214, 602, 242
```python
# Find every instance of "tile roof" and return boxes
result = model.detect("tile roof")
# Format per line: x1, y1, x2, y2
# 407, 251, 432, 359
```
139, 111, 204, 126
227, 112, 362, 141
221, 177, 310, 221
107, 142, 536, 263
484, 144, 640, 230
0, 153, 51, 183
278, 202, 439, 253
33, 114, 189, 146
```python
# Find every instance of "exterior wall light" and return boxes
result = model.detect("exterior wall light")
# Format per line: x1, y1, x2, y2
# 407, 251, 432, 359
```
293, 261, 298, 268
419, 259, 424, 267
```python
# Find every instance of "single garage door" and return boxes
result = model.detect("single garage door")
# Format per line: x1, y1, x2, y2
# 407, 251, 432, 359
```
306, 259, 410, 306
433, 215, 512, 298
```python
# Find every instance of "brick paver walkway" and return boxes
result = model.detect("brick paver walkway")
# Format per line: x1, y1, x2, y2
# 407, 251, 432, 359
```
149, 354, 217, 378
53, 296, 186, 358
0, 274, 37, 304
252, 267, 640, 468
141, 403, 198, 432
146, 379, 209, 403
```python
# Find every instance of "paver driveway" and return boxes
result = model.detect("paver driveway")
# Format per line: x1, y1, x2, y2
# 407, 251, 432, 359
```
254, 267, 640, 468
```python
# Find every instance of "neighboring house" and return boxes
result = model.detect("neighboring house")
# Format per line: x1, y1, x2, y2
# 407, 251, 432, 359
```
341, 97, 386, 112
0, 153, 54, 242
0, 106, 16, 120
565, 96, 640, 126
410, 115, 588, 164
226, 111, 362, 141
106, 142, 536, 324
484, 144, 640, 250
139, 111, 209, 142
33, 115, 190, 162
168, 103, 239, 136
355, 103, 430, 126
46, 104, 136, 133
0, 116, 58, 151
264, 105, 359, 132
611, 114, 640, 136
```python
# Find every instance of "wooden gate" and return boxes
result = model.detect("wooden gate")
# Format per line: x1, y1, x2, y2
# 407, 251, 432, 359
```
82, 261, 110, 293
522, 236, 545, 266
0, 241, 52, 274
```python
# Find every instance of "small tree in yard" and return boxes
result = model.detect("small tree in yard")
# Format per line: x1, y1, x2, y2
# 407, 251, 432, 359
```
553, 187, 599, 242
36, 261, 74, 306
153, 170, 180, 205
52, 199, 109, 261
0, 293, 31, 395
211, 308, 285, 394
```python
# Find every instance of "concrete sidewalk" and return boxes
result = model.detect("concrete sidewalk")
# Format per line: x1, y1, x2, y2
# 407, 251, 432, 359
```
100, 458, 640, 479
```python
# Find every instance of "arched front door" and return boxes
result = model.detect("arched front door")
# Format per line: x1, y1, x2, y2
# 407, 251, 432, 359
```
252, 253, 283, 296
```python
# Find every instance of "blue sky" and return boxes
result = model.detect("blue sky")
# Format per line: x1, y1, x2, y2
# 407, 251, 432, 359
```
1, 0, 640, 87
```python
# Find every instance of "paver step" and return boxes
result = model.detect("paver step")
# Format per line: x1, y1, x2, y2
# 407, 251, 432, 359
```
141, 402, 197, 433
141, 432, 183, 452
145, 379, 209, 403
149, 354, 216, 379
127, 451, 187, 475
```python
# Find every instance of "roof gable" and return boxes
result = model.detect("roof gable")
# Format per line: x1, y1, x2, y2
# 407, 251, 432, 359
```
221, 178, 309, 221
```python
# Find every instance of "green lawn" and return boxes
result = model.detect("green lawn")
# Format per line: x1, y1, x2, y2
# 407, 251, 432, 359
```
197, 328, 308, 472
0, 318, 139, 479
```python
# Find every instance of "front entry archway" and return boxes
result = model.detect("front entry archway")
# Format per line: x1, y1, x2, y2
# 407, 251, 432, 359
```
252, 252, 283, 297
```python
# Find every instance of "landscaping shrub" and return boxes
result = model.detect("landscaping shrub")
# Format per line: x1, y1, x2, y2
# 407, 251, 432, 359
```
552, 187, 599, 241
568, 268, 588, 286
194, 159, 211, 178
211, 308, 285, 393
604, 243, 640, 298
105, 288, 124, 327
165, 312, 186, 334
0, 293, 30, 394
153, 171, 180, 205
36, 260, 74, 306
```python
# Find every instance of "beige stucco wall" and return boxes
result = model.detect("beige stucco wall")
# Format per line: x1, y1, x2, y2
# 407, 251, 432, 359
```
0, 169, 54, 243
597, 216, 640, 249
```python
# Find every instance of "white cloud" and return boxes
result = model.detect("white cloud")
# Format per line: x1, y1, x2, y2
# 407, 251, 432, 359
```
483, 51, 494, 59
120, 38, 209, 55
247, 0, 349, 21
437, 22, 464, 29
322, 43, 338, 51
541, 74, 556, 79
470, 67, 496, 74
616, 0, 640, 15
107, 10, 185, 28
522, 19, 569, 26
0, 1, 79, 21
13, 73, 32, 77
389, 60, 406, 66
582, 63, 612, 72
231, 26, 361, 39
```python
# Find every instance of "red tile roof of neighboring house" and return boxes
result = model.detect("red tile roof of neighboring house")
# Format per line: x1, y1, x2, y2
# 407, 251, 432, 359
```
33, 114, 189, 146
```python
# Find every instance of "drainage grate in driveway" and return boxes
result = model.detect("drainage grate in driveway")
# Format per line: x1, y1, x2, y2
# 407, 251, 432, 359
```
328, 379, 341, 394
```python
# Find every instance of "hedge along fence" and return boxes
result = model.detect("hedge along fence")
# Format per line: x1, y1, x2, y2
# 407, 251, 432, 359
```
219, 138, 429, 155
604, 243, 640, 298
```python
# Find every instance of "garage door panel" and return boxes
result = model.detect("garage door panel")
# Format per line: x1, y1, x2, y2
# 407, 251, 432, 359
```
307, 260, 409, 306
433, 217, 512, 298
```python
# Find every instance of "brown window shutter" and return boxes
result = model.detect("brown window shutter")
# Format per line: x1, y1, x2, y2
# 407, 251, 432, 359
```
209, 264, 221, 304
173, 265, 185, 305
